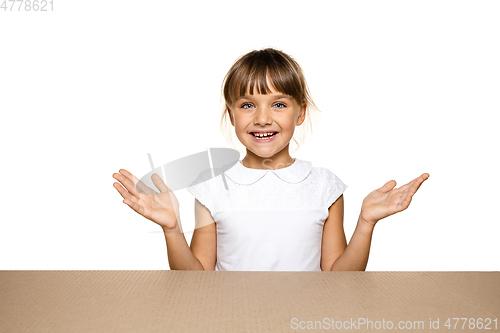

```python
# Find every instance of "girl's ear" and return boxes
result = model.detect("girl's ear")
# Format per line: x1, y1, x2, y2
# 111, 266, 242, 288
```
296, 103, 307, 126
227, 107, 235, 126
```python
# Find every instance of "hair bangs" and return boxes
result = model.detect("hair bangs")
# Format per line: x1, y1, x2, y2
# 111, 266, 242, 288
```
224, 50, 305, 107
226, 64, 277, 106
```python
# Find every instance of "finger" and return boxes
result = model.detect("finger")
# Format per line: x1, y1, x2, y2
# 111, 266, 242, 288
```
123, 198, 144, 215
379, 180, 397, 193
113, 181, 133, 201
117, 169, 152, 196
113, 170, 140, 197
151, 173, 169, 194
398, 182, 413, 193
113, 173, 139, 199
400, 173, 429, 193
401, 173, 429, 206
407, 173, 429, 194
123, 169, 155, 195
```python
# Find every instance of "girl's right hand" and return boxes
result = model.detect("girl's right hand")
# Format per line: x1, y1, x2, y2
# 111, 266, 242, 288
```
112, 169, 179, 231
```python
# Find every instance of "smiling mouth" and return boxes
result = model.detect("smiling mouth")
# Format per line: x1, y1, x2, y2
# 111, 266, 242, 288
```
250, 132, 278, 139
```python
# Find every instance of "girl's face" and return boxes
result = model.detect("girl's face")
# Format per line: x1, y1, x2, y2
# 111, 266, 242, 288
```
228, 83, 306, 164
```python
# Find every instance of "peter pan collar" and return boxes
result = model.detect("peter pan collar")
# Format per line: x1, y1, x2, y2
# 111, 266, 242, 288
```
222, 158, 312, 185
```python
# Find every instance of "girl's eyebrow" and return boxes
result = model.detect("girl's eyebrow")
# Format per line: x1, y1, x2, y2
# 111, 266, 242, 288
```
236, 94, 292, 102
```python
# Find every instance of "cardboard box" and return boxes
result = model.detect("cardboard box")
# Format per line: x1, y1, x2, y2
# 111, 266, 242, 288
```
1, 271, 498, 332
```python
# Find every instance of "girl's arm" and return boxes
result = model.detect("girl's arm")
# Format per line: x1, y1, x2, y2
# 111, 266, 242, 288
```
329, 216, 374, 271
163, 198, 217, 270
330, 173, 429, 271
188, 199, 217, 271
163, 220, 205, 270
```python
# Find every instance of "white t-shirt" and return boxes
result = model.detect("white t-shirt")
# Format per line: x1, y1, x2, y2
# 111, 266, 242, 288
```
186, 157, 347, 271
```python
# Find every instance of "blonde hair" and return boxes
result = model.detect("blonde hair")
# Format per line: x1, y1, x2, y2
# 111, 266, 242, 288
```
219, 48, 321, 154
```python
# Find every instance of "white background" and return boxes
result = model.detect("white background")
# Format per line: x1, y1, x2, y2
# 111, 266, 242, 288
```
1, 0, 498, 270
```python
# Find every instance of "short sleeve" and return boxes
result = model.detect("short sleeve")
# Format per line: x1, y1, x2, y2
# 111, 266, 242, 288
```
186, 169, 215, 215
324, 169, 347, 208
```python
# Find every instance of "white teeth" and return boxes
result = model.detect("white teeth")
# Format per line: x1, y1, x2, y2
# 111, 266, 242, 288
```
252, 132, 276, 139
254, 132, 275, 137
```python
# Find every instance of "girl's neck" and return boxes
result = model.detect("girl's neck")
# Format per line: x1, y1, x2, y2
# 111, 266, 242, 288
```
241, 147, 295, 170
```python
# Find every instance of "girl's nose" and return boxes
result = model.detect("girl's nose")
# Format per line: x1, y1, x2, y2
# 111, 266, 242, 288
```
253, 107, 272, 125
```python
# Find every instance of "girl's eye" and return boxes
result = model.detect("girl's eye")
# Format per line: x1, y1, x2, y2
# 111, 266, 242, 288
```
273, 102, 286, 108
241, 103, 254, 109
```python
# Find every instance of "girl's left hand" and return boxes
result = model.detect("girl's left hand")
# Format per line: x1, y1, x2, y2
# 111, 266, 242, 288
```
360, 173, 430, 226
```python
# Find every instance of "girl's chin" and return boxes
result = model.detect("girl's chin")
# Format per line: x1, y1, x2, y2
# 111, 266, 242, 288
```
246, 147, 288, 159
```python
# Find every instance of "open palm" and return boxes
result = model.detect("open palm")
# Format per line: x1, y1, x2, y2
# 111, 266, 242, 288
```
112, 169, 180, 230
360, 173, 429, 225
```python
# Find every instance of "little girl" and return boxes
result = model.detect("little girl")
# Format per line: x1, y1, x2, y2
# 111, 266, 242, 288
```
112, 48, 429, 271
